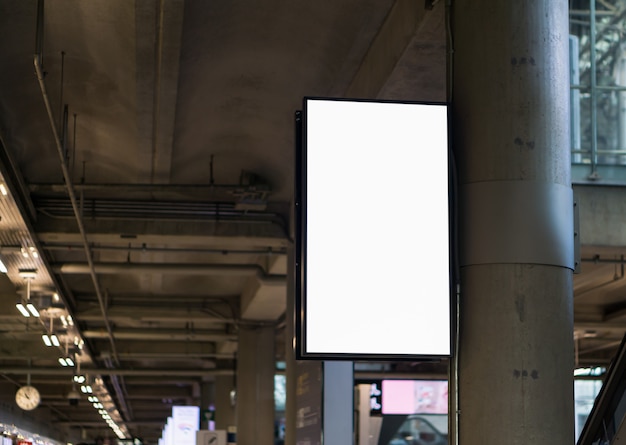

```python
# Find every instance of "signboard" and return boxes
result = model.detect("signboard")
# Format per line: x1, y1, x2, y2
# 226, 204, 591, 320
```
172, 406, 200, 445
197, 430, 227, 445
382, 379, 448, 415
295, 360, 323, 445
296, 97, 452, 359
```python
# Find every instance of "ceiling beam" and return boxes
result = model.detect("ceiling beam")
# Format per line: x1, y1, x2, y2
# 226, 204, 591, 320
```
52, 262, 284, 279
136, 0, 184, 183
575, 321, 626, 331
73, 305, 235, 324
35, 217, 289, 246
342, 0, 430, 98
89, 339, 228, 355
83, 328, 236, 342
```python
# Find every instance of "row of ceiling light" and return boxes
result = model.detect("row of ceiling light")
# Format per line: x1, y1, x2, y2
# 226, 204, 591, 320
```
87, 383, 127, 439
0, 178, 128, 439
11, 268, 86, 366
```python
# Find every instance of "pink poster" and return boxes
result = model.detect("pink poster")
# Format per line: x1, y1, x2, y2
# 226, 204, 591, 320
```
381, 380, 448, 415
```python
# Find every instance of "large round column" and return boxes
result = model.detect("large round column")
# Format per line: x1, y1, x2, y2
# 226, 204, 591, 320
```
452, 1, 575, 444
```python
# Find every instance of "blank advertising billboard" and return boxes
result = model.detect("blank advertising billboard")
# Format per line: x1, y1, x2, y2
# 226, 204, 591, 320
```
296, 97, 451, 359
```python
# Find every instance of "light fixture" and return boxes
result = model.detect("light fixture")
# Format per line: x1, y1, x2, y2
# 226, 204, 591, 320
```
26, 303, 39, 317
0, 259, 7, 274
73, 375, 86, 384
18, 269, 37, 280
52, 292, 60, 302
0, 183, 8, 196
43, 334, 59, 346
42, 333, 59, 347
16, 303, 30, 317
19, 246, 38, 259
80, 385, 93, 394
17, 269, 38, 317
61, 315, 74, 327
58, 357, 74, 367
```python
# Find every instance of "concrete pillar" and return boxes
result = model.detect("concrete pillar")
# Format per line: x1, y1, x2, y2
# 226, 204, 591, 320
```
452, 1, 575, 445
284, 245, 297, 445
236, 325, 275, 445
323, 361, 353, 445
215, 375, 236, 432
200, 381, 215, 430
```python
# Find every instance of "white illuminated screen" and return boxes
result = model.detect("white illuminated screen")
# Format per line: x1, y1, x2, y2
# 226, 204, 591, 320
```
304, 98, 450, 357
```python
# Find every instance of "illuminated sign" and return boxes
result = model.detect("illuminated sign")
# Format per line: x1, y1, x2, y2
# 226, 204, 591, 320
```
296, 98, 452, 359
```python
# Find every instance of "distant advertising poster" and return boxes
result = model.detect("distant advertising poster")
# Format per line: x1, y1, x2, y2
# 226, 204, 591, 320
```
381, 380, 448, 415
172, 406, 200, 445
295, 360, 323, 445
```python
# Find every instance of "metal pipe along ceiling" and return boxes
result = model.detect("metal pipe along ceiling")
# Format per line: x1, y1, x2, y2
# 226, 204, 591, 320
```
52, 262, 287, 280
34, 52, 131, 420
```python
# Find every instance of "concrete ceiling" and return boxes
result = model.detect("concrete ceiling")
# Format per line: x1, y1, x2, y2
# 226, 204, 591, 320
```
0, 1, 447, 443
0, 1, 623, 444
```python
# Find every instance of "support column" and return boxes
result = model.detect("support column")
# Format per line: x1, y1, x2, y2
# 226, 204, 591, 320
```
236, 325, 275, 445
215, 375, 236, 432
452, 2, 575, 445
322, 361, 353, 445
284, 245, 297, 445
200, 381, 215, 430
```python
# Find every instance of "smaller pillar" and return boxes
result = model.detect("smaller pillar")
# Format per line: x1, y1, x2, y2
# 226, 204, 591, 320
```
323, 361, 353, 445
215, 375, 236, 432
236, 325, 275, 445
285, 246, 297, 445
200, 381, 215, 430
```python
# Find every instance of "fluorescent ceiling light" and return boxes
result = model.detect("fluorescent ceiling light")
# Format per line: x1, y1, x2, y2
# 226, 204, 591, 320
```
74, 375, 86, 384
42, 335, 52, 346
0, 184, 7, 196
16, 304, 30, 317
51, 334, 60, 347
0, 259, 7, 274
58, 358, 68, 367
26, 303, 39, 317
